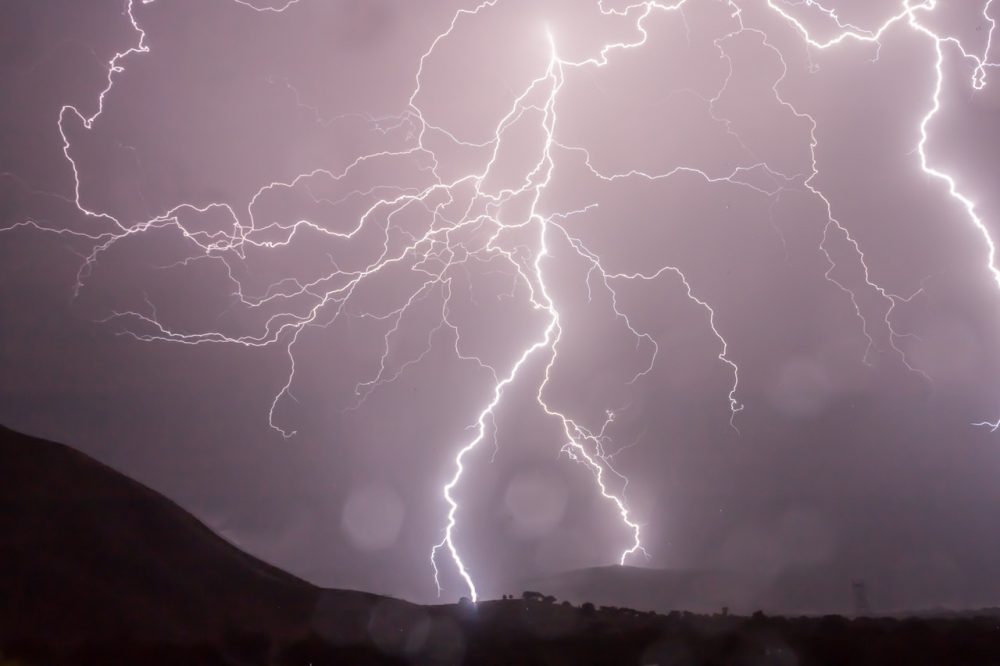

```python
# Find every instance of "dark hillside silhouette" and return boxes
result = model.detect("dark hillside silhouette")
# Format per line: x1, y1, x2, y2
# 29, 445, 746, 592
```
0, 424, 322, 645
2, 424, 1000, 665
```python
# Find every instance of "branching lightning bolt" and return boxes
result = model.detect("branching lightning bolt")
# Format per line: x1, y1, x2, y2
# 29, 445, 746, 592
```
4, 0, 1000, 602
760, 0, 1000, 423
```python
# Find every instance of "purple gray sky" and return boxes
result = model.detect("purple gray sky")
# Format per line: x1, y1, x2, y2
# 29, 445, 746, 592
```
2, 0, 1000, 610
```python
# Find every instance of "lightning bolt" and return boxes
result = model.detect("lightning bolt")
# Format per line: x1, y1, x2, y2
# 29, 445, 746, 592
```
4, 0, 1000, 602
757, 0, 1000, 421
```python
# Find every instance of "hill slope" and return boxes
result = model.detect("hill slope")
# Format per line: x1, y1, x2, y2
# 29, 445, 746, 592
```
3, 425, 1000, 665
0, 424, 322, 645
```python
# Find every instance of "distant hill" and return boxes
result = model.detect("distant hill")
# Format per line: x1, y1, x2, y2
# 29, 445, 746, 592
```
0, 424, 401, 650
520, 564, 857, 616
4, 424, 1000, 665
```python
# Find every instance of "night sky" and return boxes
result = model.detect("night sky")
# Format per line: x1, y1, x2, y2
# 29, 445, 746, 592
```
2, 0, 1000, 610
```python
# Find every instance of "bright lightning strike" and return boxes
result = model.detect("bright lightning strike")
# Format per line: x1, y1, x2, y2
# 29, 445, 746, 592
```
4, 0, 1000, 603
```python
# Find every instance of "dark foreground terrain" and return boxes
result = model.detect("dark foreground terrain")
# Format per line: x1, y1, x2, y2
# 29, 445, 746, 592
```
2, 424, 999, 665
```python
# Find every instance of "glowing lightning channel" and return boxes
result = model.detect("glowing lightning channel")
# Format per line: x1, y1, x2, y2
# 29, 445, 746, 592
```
5, 0, 1000, 604
430, 25, 653, 600
758, 0, 1000, 423
7, 0, 779, 603
429, 9, 767, 597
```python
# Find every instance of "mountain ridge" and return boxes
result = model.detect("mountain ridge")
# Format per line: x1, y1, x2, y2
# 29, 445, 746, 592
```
0, 423, 325, 645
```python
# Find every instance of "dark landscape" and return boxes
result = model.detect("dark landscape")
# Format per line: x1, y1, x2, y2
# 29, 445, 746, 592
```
1, 425, 999, 665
